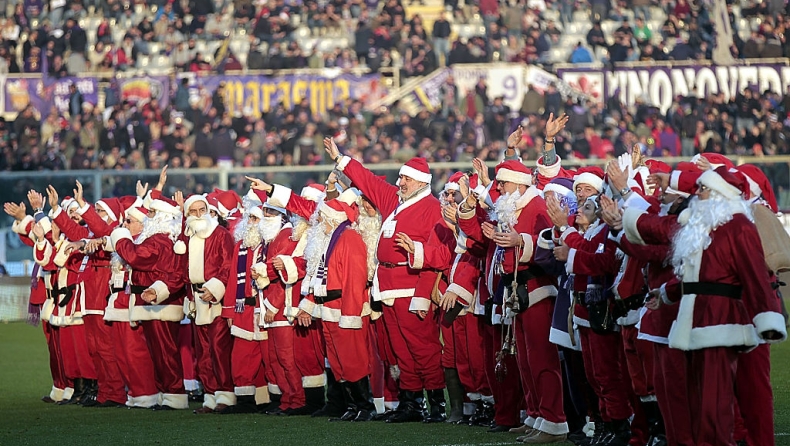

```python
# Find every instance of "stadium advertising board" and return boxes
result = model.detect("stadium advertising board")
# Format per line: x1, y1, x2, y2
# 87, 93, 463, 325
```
556, 63, 790, 113
4, 76, 99, 117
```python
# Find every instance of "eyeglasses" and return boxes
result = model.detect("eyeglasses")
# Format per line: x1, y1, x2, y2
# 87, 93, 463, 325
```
697, 185, 710, 193
124, 218, 132, 224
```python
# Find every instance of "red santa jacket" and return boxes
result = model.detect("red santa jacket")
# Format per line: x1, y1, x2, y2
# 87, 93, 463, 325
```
111, 228, 186, 322
254, 224, 300, 327
534, 156, 575, 190
337, 156, 442, 306
226, 241, 268, 341
34, 234, 88, 326
320, 226, 371, 328
186, 221, 234, 325
13, 214, 51, 305
626, 207, 787, 350
408, 218, 454, 313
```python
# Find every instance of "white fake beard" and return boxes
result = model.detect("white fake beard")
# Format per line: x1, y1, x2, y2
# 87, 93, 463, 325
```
234, 216, 263, 248
185, 214, 213, 238
110, 252, 128, 273
291, 215, 310, 241
259, 216, 283, 243
669, 193, 752, 276
397, 184, 429, 202
356, 212, 382, 280
303, 218, 332, 283
139, 213, 182, 244
494, 190, 522, 231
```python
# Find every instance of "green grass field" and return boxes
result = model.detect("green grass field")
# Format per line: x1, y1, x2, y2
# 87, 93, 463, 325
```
1, 321, 788, 446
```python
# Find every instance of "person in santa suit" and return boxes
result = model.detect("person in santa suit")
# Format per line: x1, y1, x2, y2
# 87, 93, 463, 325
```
207, 188, 244, 233
182, 194, 236, 414
626, 167, 787, 446
108, 191, 190, 410
325, 137, 444, 424
5, 195, 71, 404
531, 114, 574, 190
302, 198, 375, 421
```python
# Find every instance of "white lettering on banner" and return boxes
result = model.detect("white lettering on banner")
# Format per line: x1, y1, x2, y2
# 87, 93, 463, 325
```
451, 65, 526, 111
563, 65, 790, 113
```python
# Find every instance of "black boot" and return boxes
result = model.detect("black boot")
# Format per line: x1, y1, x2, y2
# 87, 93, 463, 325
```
642, 400, 667, 446
423, 389, 447, 423
80, 380, 99, 407
219, 395, 258, 414
350, 377, 376, 422
286, 386, 326, 416
468, 400, 494, 427
444, 369, 465, 423
263, 392, 282, 414
590, 420, 608, 446
312, 369, 346, 418
385, 390, 426, 423
604, 419, 631, 446
330, 381, 359, 422
58, 379, 85, 405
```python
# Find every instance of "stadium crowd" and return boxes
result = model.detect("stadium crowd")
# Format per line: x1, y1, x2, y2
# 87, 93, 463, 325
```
4, 122, 789, 446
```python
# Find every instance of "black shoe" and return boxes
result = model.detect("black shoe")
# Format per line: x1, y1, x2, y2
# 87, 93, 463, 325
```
303, 386, 326, 415
468, 401, 494, 427
219, 396, 258, 415
385, 404, 426, 423
569, 430, 591, 446
371, 410, 395, 421
487, 424, 519, 433
422, 389, 447, 423
329, 409, 359, 422
81, 393, 99, 407
188, 387, 204, 402
41, 395, 56, 404
284, 406, 313, 416
152, 404, 175, 411
265, 407, 285, 415
96, 400, 125, 408
604, 419, 631, 446
647, 434, 668, 446
311, 404, 347, 418
353, 409, 375, 422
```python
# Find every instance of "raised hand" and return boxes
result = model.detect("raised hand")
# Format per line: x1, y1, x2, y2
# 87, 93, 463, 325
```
458, 174, 470, 199
493, 230, 522, 248
395, 232, 415, 254
647, 173, 670, 193
506, 126, 523, 149
136, 180, 149, 198
245, 176, 272, 193
472, 158, 490, 187
442, 203, 458, 225
74, 181, 85, 207
31, 222, 45, 241
173, 191, 185, 211
695, 156, 712, 171
324, 137, 340, 160
4, 202, 27, 221
606, 160, 628, 193
546, 194, 570, 228
482, 222, 496, 239
155, 165, 168, 191
46, 185, 59, 210
545, 113, 569, 138
27, 190, 44, 210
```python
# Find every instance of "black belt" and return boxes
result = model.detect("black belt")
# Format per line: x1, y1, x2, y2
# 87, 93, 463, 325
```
110, 284, 128, 294
379, 262, 405, 269
245, 297, 256, 306
315, 290, 342, 305
192, 283, 205, 292
682, 282, 742, 299
502, 266, 546, 285
110, 284, 147, 295
50, 284, 77, 307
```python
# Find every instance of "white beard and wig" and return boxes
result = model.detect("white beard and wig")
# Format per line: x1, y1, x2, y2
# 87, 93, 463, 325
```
398, 184, 429, 202
355, 211, 382, 280
233, 215, 263, 248
301, 212, 334, 294
259, 215, 284, 243
669, 191, 753, 276
493, 190, 522, 231
138, 212, 183, 245
185, 214, 215, 238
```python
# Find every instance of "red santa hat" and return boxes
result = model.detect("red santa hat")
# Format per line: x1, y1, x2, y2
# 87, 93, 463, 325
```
697, 166, 748, 201
495, 160, 533, 186
149, 190, 182, 216
183, 194, 210, 214
668, 161, 702, 197
61, 196, 79, 211
573, 166, 605, 193
247, 205, 264, 220
338, 187, 361, 206
244, 188, 263, 206
536, 154, 563, 179
645, 159, 671, 175
319, 198, 358, 223
399, 157, 433, 184
300, 183, 326, 202
732, 164, 778, 212
263, 198, 287, 215
126, 206, 148, 223
444, 172, 464, 192
96, 198, 123, 222
691, 153, 734, 170
119, 195, 143, 214
469, 173, 486, 197
215, 189, 242, 218
206, 191, 220, 214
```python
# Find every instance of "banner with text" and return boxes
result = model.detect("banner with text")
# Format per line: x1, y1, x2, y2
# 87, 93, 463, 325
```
4, 76, 99, 118
556, 63, 790, 113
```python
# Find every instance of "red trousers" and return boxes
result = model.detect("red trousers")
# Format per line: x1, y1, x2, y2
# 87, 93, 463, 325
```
268, 326, 305, 410
372, 318, 398, 402
453, 314, 488, 395
621, 325, 655, 397
179, 322, 197, 383
60, 323, 97, 380
295, 323, 326, 387
483, 322, 523, 427
43, 321, 69, 392
324, 320, 371, 382
514, 300, 567, 433
141, 320, 185, 395
440, 316, 456, 369
368, 321, 385, 399
382, 298, 444, 391
83, 315, 126, 403
688, 347, 738, 446
114, 321, 159, 405
194, 318, 234, 397
736, 344, 774, 446
653, 343, 693, 446
578, 327, 632, 421
231, 337, 266, 395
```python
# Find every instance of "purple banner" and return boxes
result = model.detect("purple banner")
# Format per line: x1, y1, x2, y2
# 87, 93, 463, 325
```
4, 76, 99, 118
556, 63, 790, 113
179, 72, 387, 117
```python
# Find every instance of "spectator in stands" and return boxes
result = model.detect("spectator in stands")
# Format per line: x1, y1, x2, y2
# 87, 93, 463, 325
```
570, 42, 594, 63
586, 22, 606, 51
432, 12, 451, 66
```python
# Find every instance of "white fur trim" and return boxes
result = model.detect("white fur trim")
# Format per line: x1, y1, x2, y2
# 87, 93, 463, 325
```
162, 393, 189, 409
446, 283, 473, 306
669, 170, 683, 191
215, 391, 237, 406
49, 386, 64, 402
529, 285, 558, 306
698, 169, 742, 200
622, 208, 647, 245
12, 215, 33, 235
558, 227, 578, 244
150, 198, 181, 216
110, 227, 133, 251
537, 228, 555, 250
203, 277, 226, 302
550, 326, 581, 351
276, 255, 300, 285
267, 384, 281, 395
188, 236, 206, 284
496, 168, 532, 185
537, 156, 562, 178
270, 185, 293, 209
543, 182, 573, 199
126, 207, 146, 224
148, 280, 171, 304
409, 241, 425, 269
62, 387, 74, 401
48, 206, 63, 220
230, 324, 268, 341
573, 172, 604, 193
338, 188, 361, 206
300, 186, 325, 202
262, 298, 279, 315
753, 311, 788, 343
298, 299, 317, 317
252, 262, 270, 289
38, 216, 52, 235
126, 393, 159, 408
472, 184, 486, 197
129, 303, 185, 322
565, 248, 577, 275
536, 417, 570, 435
409, 297, 432, 313
399, 164, 432, 184
622, 192, 652, 211
518, 233, 533, 263
173, 240, 186, 255
339, 315, 363, 329
374, 398, 386, 414
321, 306, 341, 322
444, 182, 460, 192
608, 230, 625, 244
319, 201, 348, 222
34, 240, 53, 266
336, 155, 352, 171
235, 386, 255, 396
95, 200, 117, 221
525, 416, 538, 428
255, 386, 270, 404
302, 374, 327, 388
202, 393, 217, 409
659, 283, 673, 306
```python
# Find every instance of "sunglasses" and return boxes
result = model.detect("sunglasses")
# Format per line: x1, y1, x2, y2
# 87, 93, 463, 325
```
697, 185, 710, 193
